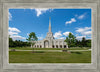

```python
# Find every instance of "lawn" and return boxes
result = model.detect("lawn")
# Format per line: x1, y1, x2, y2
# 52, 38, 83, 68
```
9, 47, 91, 50
9, 51, 91, 63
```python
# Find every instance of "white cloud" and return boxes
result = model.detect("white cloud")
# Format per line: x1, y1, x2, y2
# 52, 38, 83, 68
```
9, 27, 20, 36
76, 27, 91, 32
54, 31, 73, 39
38, 37, 43, 40
83, 31, 91, 35
76, 27, 91, 40
63, 32, 70, 36
76, 27, 91, 35
78, 13, 86, 19
65, 18, 76, 25
54, 31, 62, 39
9, 27, 21, 33
9, 27, 26, 41
35, 8, 50, 17
59, 37, 65, 39
76, 36, 86, 40
9, 12, 12, 21
76, 35, 91, 40
27, 33, 29, 36
37, 34, 44, 40
10, 35, 26, 41
9, 31, 18, 35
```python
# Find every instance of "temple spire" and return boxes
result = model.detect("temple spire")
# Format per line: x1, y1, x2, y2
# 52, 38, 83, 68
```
49, 17, 51, 32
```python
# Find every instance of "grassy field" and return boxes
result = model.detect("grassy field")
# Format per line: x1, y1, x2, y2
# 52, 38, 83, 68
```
9, 47, 91, 50
9, 50, 91, 63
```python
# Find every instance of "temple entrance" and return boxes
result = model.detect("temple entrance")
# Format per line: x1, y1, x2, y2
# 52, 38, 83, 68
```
40, 45, 42, 48
64, 45, 66, 48
56, 45, 58, 48
44, 40, 49, 48
52, 45, 54, 48
60, 45, 62, 48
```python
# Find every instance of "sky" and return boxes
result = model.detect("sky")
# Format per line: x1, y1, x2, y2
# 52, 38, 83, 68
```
9, 8, 91, 41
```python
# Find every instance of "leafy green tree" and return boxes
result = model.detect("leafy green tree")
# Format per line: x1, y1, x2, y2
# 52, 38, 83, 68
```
86, 39, 91, 47
26, 32, 38, 48
75, 39, 80, 47
9, 35, 31, 48
9, 36, 14, 47
65, 32, 76, 48
78, 40, 82, 48
81, 37, 87, 47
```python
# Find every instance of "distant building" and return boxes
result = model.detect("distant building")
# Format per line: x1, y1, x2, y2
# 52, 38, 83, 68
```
33, 18, 68, 48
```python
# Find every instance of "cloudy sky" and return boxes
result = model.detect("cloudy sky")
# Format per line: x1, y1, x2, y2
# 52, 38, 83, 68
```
9, 8, 91, 41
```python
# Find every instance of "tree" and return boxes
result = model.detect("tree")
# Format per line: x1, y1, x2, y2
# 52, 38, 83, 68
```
9, 35, 31, 48
81, 37, 87, 47
26, 32, 38, 48
65, 32, 76, 48
9, 36, 14, 47
86, 39, 91, 47
78, 40, 82, 48
75, 39, 79, 47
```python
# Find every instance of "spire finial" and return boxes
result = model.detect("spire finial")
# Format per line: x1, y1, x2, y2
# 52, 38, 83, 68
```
49, 17, 51, 32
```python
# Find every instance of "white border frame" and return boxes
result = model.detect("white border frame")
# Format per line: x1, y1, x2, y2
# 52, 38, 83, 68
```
2, 3, 97, 69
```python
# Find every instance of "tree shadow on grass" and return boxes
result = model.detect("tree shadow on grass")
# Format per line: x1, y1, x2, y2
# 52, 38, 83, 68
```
71, 52, 82, 54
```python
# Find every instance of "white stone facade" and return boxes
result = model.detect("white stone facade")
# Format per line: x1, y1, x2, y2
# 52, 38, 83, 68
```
33, 18, 68, 48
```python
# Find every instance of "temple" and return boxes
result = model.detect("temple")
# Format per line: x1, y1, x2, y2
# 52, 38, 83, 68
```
33, 18, 68, 48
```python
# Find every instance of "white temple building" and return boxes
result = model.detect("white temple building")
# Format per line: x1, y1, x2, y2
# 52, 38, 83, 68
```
33, 18, 68, 48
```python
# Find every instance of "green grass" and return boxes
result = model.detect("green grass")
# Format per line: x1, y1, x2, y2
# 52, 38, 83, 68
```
9, 51, 91, 63
9, 47, 91, 50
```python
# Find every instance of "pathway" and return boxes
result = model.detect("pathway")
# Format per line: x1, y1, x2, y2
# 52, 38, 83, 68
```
9, 49, 91, 52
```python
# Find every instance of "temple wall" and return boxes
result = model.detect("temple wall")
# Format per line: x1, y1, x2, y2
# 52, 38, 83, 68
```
33, 39, 68, 48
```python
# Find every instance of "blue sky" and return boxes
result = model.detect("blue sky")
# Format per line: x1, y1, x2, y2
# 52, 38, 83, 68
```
9, 8, 91, 41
